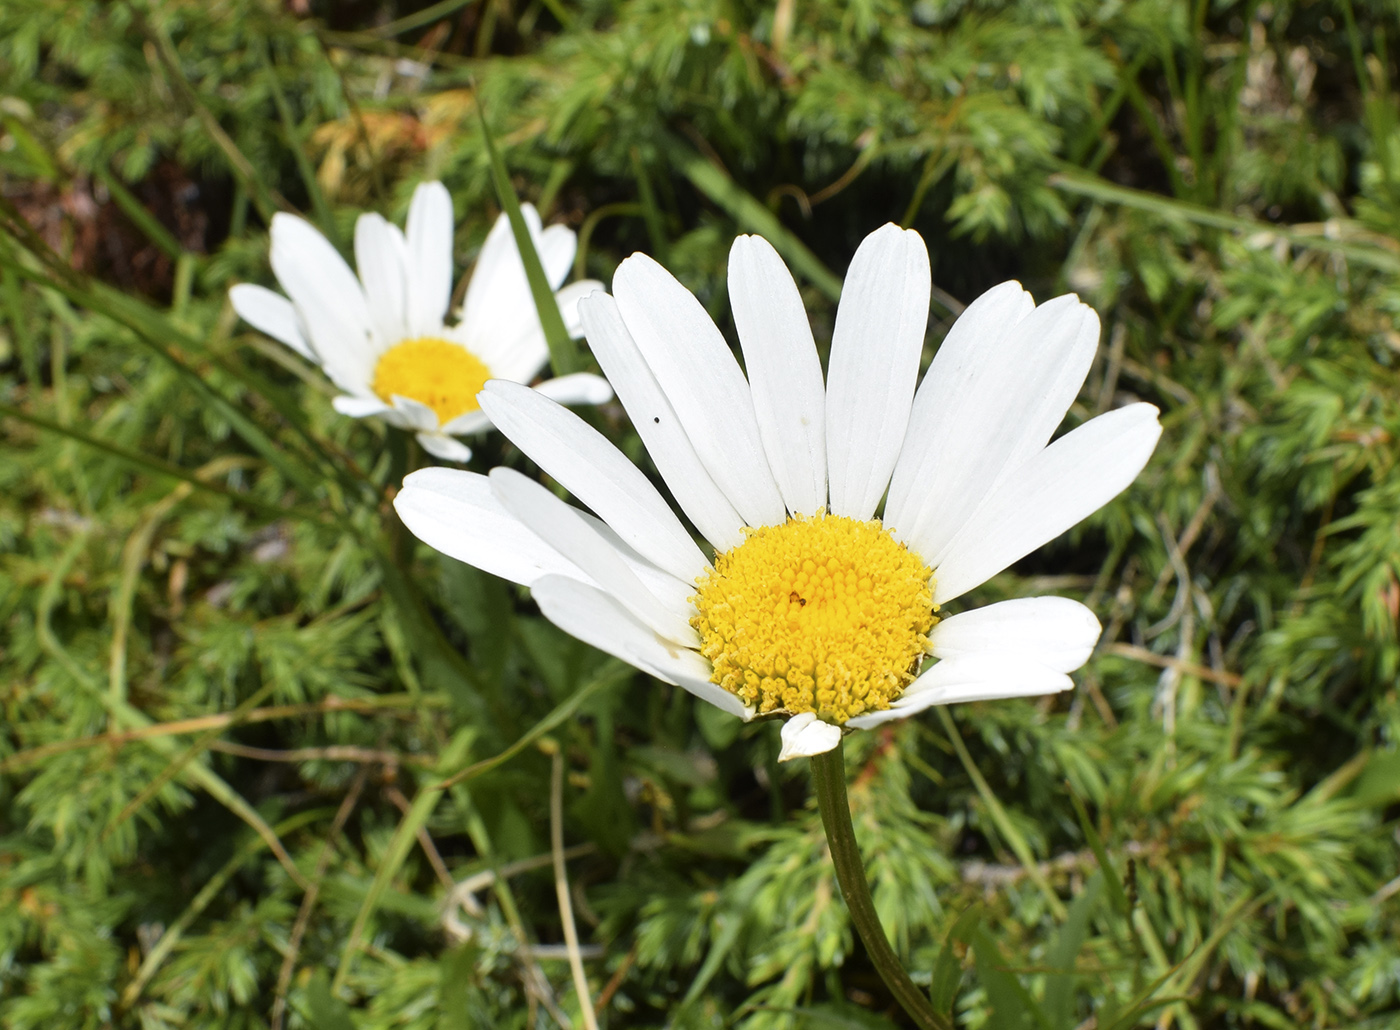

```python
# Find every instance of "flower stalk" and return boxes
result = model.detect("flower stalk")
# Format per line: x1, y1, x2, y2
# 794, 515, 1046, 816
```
811, 739, 952, 1030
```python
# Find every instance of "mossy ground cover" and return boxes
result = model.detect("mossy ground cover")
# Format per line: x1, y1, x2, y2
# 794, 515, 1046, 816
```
2, 1, 1399, 1027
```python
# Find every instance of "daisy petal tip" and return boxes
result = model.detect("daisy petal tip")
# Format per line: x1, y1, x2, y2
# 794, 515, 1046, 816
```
268, 210, 300, 235
331, 394, 389, 419
531, 372, 615, 407
777, 713, 843, 762
728, 232, 772, 259
227, 282, 255, 308
416, 432, 472, 463
867, 221, 929, 256
413, 179, 450, 204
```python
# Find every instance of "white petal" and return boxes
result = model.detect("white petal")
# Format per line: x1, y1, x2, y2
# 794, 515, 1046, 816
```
332, 394, 391, 418
577, 510, 699, 621
531, 575, 752, 720
389, 394, 440, 431
404, 181, 455, 337
825, 224, 930, 520
354, 212, 409, 348
777, 713, 843, 761
891, 292, 1102, 568
930, 596, 1101, 673
903, 654, 1075, 702
557, 279, 604, 338
489, 468, 698, 644
439, 409, 492, 436
459, 205, 545, 354
884, 281, 1034, 537
477, 380, 710, 583
845, 654, 1073, 729
538, 224, 577, 289
933, 403, 1162, 604
531, 372, 614, 406
416, 432, 472, 462
580, 292, 746, 551
477, 277, 603, 384
375, 407, 416, 430
727, 235, 826, 516
229, 284, 316, 360
474, 327, 549, 386
393, 468, 585, 586
269, 213, 376, 393
613, 253, 786, 528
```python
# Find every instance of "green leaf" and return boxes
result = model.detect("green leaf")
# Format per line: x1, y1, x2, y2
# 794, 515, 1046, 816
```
969, 927, 1053, 1030
664, 135, 843, 301
1349, 749, 1400, 807
930, 904, 982, 1015
790, 1002, 901, 1029
306, 970, 357, 1030
1068, 784, 1129, 916
438, 945, 485, 1030
1042, 875, 1103, 1029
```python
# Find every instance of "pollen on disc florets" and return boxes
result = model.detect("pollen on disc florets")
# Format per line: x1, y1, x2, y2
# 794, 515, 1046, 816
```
690, 512, 937, 723
372, 336, 492, 424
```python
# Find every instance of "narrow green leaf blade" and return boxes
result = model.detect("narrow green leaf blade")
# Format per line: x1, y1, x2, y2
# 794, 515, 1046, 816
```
930, 904, 983, 1014
1068, 784, 1129, 916
1043, 874, 1103, 1028
664, 136, 843, 301
476, 100, 579, 374
307, 970, 358, 1030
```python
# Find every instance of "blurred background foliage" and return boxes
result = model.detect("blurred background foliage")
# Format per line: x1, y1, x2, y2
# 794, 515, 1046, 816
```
2, 0, 1400, 1026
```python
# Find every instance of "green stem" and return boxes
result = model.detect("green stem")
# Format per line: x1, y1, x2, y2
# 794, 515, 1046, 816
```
810, 739, 952, 1030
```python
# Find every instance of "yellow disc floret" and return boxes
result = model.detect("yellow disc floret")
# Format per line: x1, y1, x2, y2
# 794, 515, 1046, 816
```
691, 512, 936, 723
371, 337, 492, 424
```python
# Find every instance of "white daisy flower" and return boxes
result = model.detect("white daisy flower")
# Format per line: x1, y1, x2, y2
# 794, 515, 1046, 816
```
394, 224, 1162, 760
230, 182, 612, 462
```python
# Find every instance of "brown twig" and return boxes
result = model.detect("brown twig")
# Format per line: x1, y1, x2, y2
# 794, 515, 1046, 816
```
1103, 642, 1242, 688
0, 695, 444, 774
551, 748, 599, 1030
208, 741, 427, 766
386, 785, 456, 890
594, 946, 636, 1012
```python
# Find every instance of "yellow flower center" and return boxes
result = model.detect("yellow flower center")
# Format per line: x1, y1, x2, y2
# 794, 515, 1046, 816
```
371, 337, 492, 425
691, 512, 936, 723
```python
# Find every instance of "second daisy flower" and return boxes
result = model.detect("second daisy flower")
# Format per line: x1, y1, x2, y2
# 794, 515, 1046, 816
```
231, 182, 611, 461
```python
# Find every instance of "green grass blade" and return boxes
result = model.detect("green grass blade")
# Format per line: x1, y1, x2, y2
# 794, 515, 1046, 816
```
476, 98, 580, 374
0, 252, 365, 502
142, 15, 288, 221
435, 662, 627, 789
1050, 166, 1400, 272
969, 926, 1052, 1030
0, 400, 317, 522
1042, 875, 1102, 1028
1067, 785, 1129, 916
664, 136, 843, 301
937, 708, 1067, 920
630, 146, 670, 261
259, 40, 337, 242
930, 905, 982, 1014
95, 165, 187, 262
120, 809, 331, 1008
332, 775, 448, 995
307, 970, 359, 1030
